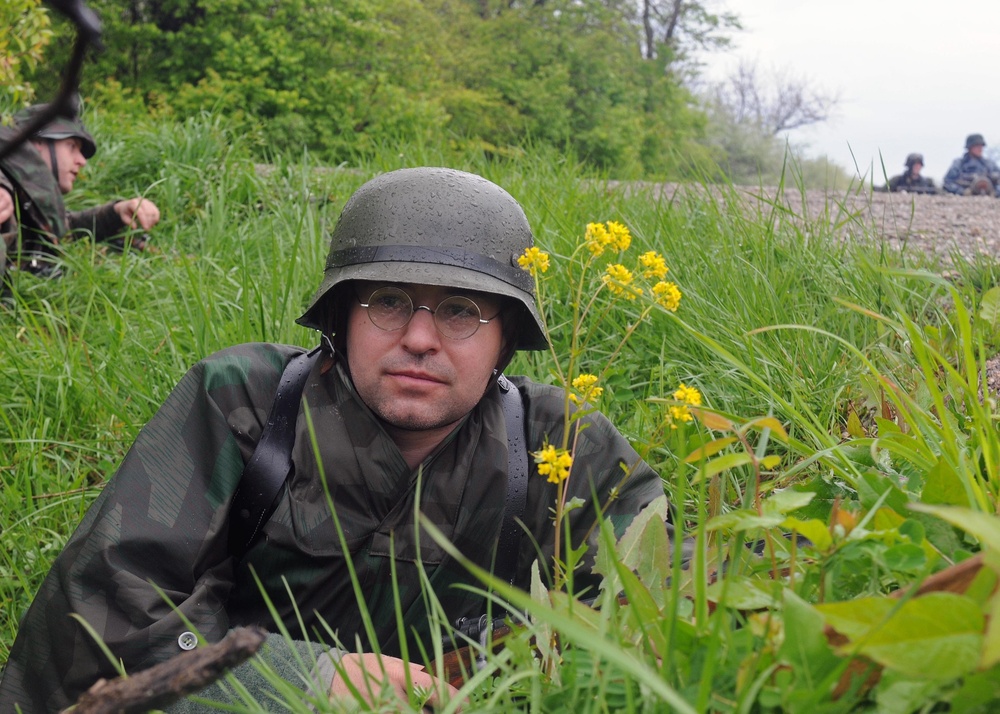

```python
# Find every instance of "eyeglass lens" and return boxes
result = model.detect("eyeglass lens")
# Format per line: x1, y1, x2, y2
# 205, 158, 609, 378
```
363, 287, 486, 339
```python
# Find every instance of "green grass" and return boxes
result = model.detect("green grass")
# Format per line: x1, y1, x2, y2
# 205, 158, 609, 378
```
3, 112, 1000, 711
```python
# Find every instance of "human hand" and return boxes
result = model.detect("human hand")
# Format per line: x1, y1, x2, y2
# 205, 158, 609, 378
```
0, 188, 13, 226
114, 197, 161, 231
329, 652, 461, 711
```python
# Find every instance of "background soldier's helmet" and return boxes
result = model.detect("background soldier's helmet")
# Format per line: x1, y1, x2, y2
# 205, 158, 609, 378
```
905, 153, 924, 168
298, 167, 548, 350
13, 100, 97, 159
966, 134, 986, 150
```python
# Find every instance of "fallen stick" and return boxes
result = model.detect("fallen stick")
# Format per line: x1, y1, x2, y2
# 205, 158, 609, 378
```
66, 626, 267, 714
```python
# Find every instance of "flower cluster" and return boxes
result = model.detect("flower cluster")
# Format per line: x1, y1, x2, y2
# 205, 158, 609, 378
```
533, 444, 574, 484
669, 383, 702, 427
602, 263, 642, 301
517, 246, 550, 276
569, 373, 603, 405
585, 220, 632, 257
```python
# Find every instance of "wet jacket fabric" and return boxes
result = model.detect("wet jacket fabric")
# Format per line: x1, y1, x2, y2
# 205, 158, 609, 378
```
942, 152, 1000, 196
0, 342, 665, 713
887, 172, 937, 194
0, 126, 121, 278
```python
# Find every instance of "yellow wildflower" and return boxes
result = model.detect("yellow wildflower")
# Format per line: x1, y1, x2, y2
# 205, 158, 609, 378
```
606, 221, 631, 251
673, 383, 702, 406
639, 251, 668, 280
517, 246, 550, 276
569, 373, 603, 404
585, 222, 612, 256
603, 264, 639, 300
652, 281, 681, 311
534, 444, 574, 484
669, 383, 702, 428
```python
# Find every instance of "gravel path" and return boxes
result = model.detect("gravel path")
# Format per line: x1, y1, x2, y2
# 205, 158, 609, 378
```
602, 181, 1000, 266
788, 189, 1000, 265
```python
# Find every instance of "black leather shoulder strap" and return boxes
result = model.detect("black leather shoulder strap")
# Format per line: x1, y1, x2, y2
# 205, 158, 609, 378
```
228, 347, 321, 561
494, 373, 528, 586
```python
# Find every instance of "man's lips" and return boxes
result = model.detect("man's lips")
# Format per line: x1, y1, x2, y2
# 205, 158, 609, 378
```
386, 369, 446, 385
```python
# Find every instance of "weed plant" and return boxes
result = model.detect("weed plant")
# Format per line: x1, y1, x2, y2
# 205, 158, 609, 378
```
2, 111, 1000, 711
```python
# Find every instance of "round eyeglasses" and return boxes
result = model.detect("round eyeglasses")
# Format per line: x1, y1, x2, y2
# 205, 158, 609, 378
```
358, 286, 498, 340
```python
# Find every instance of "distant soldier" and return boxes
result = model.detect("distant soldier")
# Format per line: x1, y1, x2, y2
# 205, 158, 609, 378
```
887, 153, 937, 194
942, 134, 1000, 197
0, 98, 160, 286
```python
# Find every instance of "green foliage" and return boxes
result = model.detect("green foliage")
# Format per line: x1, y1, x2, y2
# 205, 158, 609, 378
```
20, 0, 728, 177
0, 0, 52, 114
5, 111, 1000, 710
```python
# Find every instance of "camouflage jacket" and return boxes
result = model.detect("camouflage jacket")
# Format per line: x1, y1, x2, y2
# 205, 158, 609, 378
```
887, 172, 937, 195
0, 126, 122, 272
0, 343, 665, 713
942, 153, 1000, 196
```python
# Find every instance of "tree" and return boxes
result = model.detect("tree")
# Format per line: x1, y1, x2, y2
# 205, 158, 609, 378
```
711, 59, 839, 136
639, 0, 740, 62
0, 0, 53, 114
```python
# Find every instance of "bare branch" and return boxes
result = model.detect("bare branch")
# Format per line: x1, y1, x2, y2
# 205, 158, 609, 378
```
66, 626, 268, 714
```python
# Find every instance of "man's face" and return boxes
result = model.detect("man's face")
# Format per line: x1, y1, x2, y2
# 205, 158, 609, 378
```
969, 144, 985, 158
346, 280, 506, 436
910, 161, 923, 176
32, 137, 87, 194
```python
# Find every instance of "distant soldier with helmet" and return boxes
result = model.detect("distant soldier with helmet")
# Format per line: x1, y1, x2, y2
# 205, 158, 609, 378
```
942, 134, 1000, 197
887, 153, 938, 194
0, 167, 667, 712
0, 96, 160, 286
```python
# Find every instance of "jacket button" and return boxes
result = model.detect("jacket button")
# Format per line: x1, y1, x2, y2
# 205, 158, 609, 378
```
177, 631, 198, 651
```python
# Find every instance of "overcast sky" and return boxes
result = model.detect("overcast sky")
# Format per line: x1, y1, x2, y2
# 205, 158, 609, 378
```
698, 0, 1000, 185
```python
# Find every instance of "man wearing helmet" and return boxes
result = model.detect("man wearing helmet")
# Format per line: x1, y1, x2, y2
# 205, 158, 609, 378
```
0, 168, 667, 712
0, 99, 161, 284
887, 153, 937, 194
942, 134, 1000, 196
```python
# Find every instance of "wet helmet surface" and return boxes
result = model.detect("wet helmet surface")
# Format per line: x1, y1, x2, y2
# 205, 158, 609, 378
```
14, 100, 97, 159
298, 167, 548, 350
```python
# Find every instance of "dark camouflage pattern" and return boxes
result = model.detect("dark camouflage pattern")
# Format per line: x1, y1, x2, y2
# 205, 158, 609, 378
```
942, 152, 1000, 196
887, 172, 938, 195
0, 126, 122, 281
0, 343, 664, 713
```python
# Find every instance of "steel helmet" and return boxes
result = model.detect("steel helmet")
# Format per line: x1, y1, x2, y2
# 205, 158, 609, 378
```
13, 97, 97, 159
904, 153, 924, 168
298, 167, 548, 350
966, 134, 986, 150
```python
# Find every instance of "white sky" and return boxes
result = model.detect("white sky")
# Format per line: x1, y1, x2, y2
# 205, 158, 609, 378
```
699, 0, 1000, 184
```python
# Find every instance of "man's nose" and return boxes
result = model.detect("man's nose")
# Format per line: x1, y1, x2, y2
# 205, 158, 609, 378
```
400, 307, 441, 349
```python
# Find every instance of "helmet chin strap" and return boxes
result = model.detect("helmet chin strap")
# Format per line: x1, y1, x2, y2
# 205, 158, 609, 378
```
45, 139, 60, 186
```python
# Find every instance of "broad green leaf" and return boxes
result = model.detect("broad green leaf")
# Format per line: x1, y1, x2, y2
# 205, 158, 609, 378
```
983, 582, 1000, 668
979, 286, 1000, 329
691, 452, 752, 483
705, 509, 784, 532
846, 409, 865, 438
763, 489, 815, 515
815, 597, 897, 640
782, 516, 832, 551
706, 579, 779, 610
921, 457, 971, 507
779, 590, 840, 683
909, 504, 1000, 552
690, 407, 733, 430
607, 495, 670, 598
882, 543, 926, 572
875, 417, 901, 435
760, 455, 782, 469
683, 436, 737, 463
743, 416, 788, 441
858, 593, 983, 681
